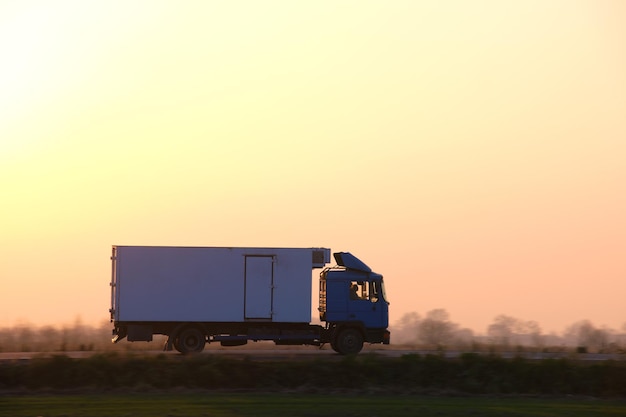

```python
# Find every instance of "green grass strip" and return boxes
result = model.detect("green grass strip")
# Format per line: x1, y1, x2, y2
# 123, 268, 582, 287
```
1, 393, 626, 417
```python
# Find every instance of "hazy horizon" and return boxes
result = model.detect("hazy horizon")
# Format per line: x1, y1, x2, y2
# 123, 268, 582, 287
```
1, 1, 625, 334
2, 308, 624, 353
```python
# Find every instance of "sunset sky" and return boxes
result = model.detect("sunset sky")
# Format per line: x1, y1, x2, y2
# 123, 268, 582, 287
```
1, 1, 625, 335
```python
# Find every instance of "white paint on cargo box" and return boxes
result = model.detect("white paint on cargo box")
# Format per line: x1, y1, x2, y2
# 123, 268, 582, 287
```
111, 246, 330, 324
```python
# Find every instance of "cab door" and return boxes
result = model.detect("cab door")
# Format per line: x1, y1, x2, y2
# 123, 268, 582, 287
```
347, 280, 386, 328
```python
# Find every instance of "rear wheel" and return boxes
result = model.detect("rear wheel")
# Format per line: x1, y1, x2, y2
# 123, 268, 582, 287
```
335, 328, 364, 355
175, 327, 206, 354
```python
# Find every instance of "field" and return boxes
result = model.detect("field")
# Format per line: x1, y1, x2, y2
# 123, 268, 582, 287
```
3, 353, 626, 395
2, 393, 626, 417
1, 353, 626, 416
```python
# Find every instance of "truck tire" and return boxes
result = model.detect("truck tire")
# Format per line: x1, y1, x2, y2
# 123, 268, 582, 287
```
335, 328, 363, 355
176, 327, 206, 354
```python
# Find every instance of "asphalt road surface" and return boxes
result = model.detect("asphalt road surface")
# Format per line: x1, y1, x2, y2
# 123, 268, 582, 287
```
0, 347, 624, 362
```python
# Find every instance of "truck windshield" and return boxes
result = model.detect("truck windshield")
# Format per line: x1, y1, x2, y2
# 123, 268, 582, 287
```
372, 279, 388, 304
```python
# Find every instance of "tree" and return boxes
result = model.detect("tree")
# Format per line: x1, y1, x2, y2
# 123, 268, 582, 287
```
417, 309, 457, 348
392, 312, 421, 344
565, 320, 609, 352
487, 315, 544, 348
525, 320, 544, 347
39, 325, 60, 351
487, 315, 517, 346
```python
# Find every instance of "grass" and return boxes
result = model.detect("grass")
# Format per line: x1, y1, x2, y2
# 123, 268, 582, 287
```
1, 393, 626, 417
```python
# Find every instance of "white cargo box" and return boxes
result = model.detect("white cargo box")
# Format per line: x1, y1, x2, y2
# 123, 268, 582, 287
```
111, 246, 331, 323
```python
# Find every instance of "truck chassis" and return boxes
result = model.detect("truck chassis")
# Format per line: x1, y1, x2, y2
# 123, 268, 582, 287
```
113, 321, 389, 355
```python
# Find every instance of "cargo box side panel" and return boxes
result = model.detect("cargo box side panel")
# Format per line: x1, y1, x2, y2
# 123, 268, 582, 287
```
244, 255, 274, 320
116, 247, 244, 322
271, 249, 315, 323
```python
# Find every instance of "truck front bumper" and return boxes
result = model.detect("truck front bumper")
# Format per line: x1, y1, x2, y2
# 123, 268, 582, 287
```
366, 328, 390, 345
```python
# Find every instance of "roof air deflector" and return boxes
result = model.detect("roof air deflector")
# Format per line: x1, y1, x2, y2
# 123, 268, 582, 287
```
333, 252, 372, 273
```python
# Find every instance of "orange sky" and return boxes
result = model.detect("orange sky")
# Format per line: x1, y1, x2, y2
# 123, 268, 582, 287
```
1, 1, 625, 335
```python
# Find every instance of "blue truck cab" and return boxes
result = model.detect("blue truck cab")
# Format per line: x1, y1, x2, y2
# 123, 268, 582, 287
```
319, 252, 390, 354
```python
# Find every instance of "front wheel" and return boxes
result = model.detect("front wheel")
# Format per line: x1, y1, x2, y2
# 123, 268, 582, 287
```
175, 327, 206, 354
335, 328, 364, 355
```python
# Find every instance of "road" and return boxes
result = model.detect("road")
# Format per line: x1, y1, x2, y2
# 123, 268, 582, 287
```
0, 347, 624, 362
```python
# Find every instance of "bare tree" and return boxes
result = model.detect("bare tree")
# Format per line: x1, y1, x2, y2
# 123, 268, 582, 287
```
39, 325, 60, 351
487, 315, 544, 349
525, 320, 543, 346
391, 312, 421, 344
487, 315, 517, 347
450, 327, 476, 350
417, 309, 458, 348
565, 320, 610, 352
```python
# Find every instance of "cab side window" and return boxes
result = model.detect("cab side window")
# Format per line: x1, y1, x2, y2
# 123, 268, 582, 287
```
349, 281, 365, 300
350, 281, 377, 303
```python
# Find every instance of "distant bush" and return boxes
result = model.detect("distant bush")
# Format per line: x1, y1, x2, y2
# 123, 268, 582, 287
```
1, 353, 625, 397
0, 322, 166, 353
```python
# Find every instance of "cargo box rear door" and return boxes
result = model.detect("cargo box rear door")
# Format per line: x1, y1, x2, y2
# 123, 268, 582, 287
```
244, 256, 274, 320
109, 246, 119, 321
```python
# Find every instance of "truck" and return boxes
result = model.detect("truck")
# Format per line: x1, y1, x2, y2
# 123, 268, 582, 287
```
110, 246, 390, 355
